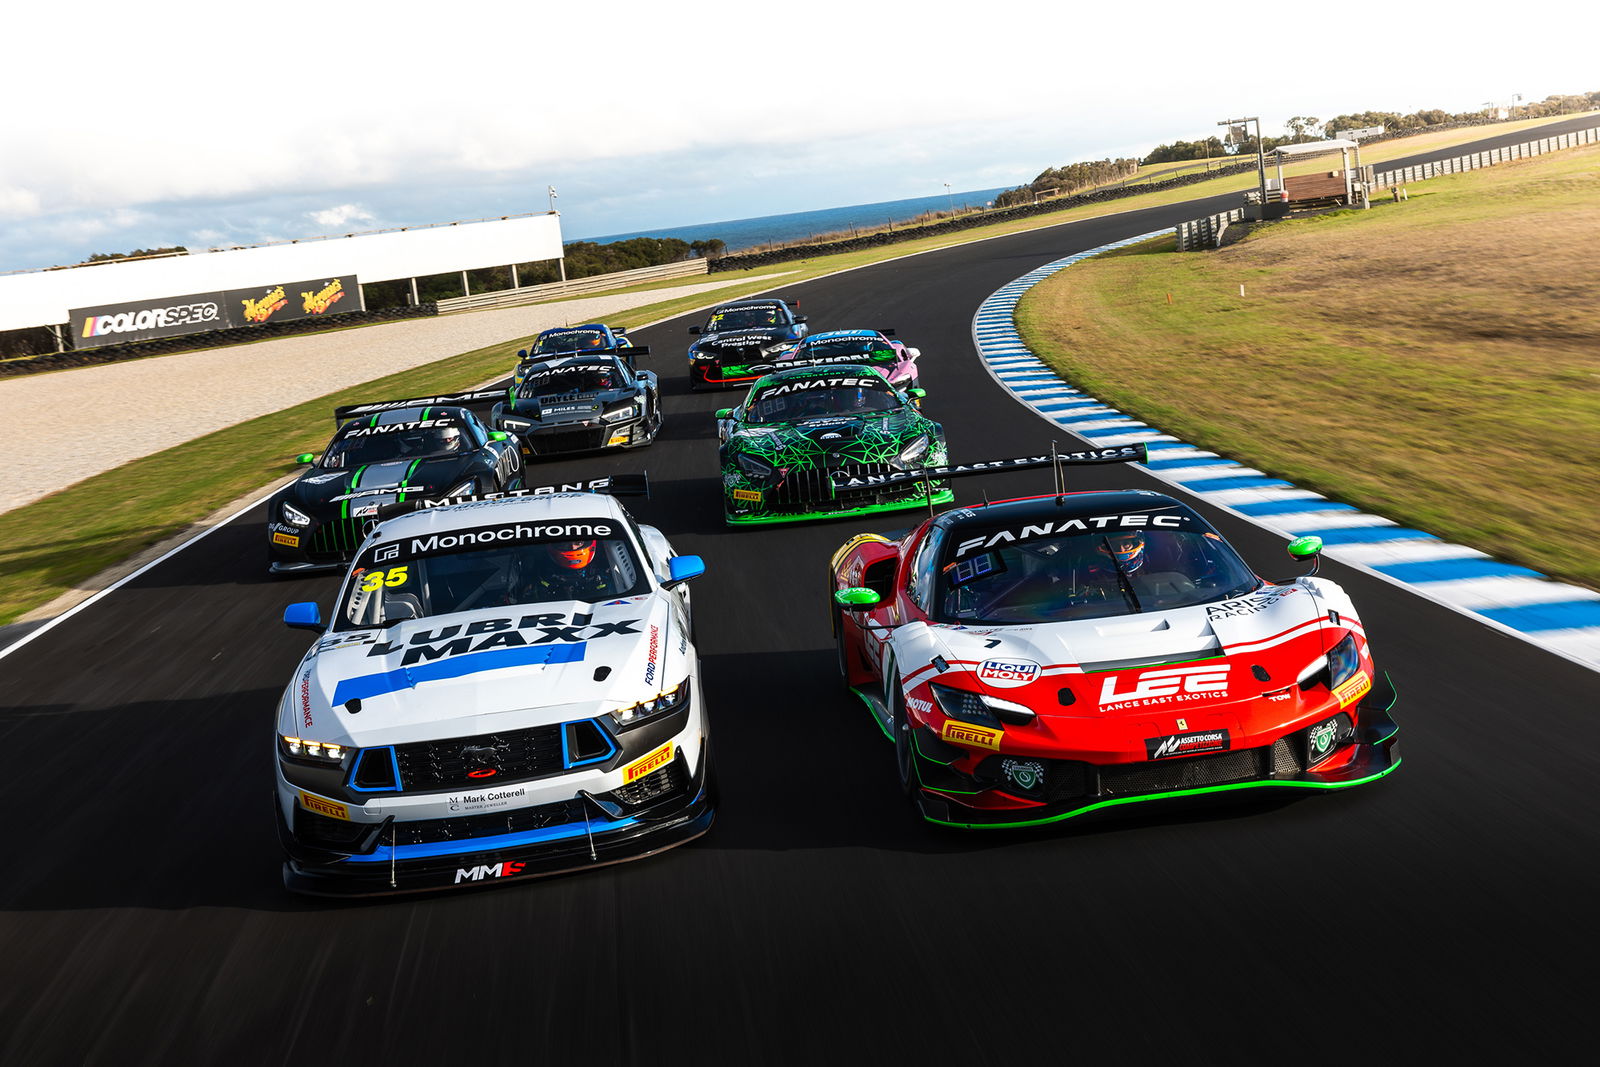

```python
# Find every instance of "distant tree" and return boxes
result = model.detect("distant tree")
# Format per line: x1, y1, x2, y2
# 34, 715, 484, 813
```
81, 246, 187, 265
1284, 116, 1322, 141
690, 239, 726, 259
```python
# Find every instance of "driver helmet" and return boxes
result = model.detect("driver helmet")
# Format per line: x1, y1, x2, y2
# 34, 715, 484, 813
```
437, 427, 464, 453
548, 539, 596, 570
1098, 531, 1146, 573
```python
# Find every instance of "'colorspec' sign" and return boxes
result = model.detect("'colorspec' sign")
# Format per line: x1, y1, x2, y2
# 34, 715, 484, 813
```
72, 275, 360, 348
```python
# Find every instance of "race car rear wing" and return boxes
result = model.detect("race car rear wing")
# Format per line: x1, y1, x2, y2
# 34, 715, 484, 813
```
373, 473, 650, 521
516, 344, 649, 368
333, 389, 506, 424
829, 444, 1149, 492
738, 352, 899, 377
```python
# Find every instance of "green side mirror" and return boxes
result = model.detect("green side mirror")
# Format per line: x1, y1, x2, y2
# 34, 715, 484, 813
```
1287, 536, 1324, 558
715, 408, 733, 420
296, 453, 316, 464
906, 388, 927, 400
489, 431, 509, 441
835, 587, 881, 611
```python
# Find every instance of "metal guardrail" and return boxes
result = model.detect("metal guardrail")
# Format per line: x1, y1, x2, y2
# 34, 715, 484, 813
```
1374, 126, 1599, 186
435, 258, 709, 313
1176, 209, 1246, 251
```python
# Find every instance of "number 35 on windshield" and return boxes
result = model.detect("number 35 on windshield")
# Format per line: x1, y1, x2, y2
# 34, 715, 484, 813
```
359, 567, 409, 592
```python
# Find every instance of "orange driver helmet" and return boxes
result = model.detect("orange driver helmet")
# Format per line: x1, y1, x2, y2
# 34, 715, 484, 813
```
1098, 531, 1146, 573
548, 539, 597, 569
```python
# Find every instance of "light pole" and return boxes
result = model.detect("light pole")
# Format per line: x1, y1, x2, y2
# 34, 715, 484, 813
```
1218, 116, 1268, 218
944, 182, 954, 217
547, 186, 565, 283
1512, 93, 1522, 119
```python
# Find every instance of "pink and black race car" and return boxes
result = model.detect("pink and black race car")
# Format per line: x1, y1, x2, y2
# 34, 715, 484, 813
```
828, 448, 1399, 828
779, 329, 921, 390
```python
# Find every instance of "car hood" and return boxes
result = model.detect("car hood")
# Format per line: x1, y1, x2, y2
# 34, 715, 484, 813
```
288, 456, 477, 516
902, 578, 1355, 721
730, 409, 926, 461
696, 328, 792, 351
281, 593, 686, 748
506, 386, 634, 420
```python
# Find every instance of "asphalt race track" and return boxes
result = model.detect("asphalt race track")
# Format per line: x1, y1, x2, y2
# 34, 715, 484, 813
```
3, 119, 1596, 1064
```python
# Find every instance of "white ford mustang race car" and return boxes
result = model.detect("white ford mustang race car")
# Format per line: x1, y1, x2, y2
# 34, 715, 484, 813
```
274, 486, 713, 895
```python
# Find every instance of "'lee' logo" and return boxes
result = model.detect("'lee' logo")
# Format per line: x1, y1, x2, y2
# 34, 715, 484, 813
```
454, 861, 527, 883
1099, 664, 1231, 705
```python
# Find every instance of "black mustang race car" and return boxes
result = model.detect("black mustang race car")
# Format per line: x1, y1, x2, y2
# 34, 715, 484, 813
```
687, 297, 808, 390
491, 353, 661, 457
267, 391, 522, 574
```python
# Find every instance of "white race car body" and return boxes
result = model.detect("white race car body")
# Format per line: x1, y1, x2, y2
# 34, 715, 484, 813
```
274, 492, 713, 895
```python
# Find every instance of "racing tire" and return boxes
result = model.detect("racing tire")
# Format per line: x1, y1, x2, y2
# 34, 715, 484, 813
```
833, 607, 851, 684
885, 663, 918, 799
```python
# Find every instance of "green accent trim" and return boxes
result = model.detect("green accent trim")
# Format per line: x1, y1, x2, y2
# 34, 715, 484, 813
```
1289, 535, 1324, 558
342, 464, 370, 519
910, 730, 955, 767
726, 488, 954, 526
835, 587, 880, 607
369, 414, 379, 428
396, 458, 423, 503
847, 687, 894, 742
422, 406, 432, 421
924, 758, 1402, 829
295, 453, 315, 465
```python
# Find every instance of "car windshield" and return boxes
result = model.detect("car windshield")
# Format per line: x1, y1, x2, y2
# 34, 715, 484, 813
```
798, 338, 894, 361
320, 424, 468, 468
535, 329, 607, 353
517, 367, 619, 398
745, 377, 901, 424
936, 528, 1259, 624
339, 532, 649, 628
707, 306, 783, 331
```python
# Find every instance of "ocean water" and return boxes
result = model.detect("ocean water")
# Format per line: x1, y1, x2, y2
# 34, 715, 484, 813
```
582, 186, 1013, 253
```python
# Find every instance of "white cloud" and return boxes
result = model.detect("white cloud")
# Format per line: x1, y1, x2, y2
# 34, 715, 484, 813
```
308, 205, 376, 229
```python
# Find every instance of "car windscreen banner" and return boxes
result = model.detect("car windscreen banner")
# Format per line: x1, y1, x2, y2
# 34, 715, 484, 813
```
230, 275, 361, 326
73, 291, 230, 349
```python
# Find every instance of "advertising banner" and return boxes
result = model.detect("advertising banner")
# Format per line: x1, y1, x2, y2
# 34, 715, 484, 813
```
71, 292, 230, 349
228, 275, 361, 326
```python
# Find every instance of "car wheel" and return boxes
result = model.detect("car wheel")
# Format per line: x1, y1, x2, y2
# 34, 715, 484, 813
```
833, 606, 852, 684
887, 673, 919, 799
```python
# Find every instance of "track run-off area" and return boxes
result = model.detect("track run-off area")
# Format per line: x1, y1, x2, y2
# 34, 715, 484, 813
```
3, 120, 1596, 1064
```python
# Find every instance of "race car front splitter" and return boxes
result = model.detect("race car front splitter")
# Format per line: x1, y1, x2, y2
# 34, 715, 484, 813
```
279, 740, 714, 896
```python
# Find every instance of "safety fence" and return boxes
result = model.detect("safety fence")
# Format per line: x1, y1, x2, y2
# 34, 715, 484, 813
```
1374, 125, 1598, 185
1175, 209, 1246, 251
435, 258, 708, 312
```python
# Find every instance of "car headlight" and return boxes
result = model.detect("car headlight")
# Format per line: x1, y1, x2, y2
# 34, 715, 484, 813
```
736, 453, 776, 479
499, 416, 533, 432
898, 435, 930, 467
611, 679, 691, 728
930, 683, 1035, 726
443, 480, 476, 498
602, 399, 641, 423
282, 501, 313, 527
761, 342, 796, 358
1297, 633, 1361, 689
279, 735, 347, 764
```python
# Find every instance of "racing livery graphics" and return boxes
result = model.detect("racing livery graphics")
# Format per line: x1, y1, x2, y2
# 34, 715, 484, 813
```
274, 491, 713, 895
511, 324, 645, 391
687, 297, 808, 390
828, 461, 1400, 829
267, 396, 522, 574
492, 353, 662, 457
716, 364, 949, 524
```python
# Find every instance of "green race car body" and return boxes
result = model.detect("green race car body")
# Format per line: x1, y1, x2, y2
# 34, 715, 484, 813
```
716, 364, 951, 525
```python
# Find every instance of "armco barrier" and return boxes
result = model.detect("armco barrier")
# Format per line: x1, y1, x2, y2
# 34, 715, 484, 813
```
1176, 209, 1246, 251
434, 259, 708, 313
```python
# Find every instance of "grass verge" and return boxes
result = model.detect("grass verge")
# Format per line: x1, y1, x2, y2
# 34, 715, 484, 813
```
1015, 142, 1600, 590
3, 116, 1591, 625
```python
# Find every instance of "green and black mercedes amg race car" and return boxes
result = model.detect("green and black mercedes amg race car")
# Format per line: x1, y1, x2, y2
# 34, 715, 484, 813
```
716, 363, 949, 525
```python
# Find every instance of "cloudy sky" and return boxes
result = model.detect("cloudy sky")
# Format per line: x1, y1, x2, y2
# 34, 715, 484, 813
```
3, 1, 1594, 269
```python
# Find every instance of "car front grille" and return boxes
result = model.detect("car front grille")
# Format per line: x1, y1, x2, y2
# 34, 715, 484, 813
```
768, 462, 918, 511
1100, 748, 1260, 795
611, 757, 688, 808
529, 427, 607, 453
308, 517, 377, 559
392, 724, 567, 792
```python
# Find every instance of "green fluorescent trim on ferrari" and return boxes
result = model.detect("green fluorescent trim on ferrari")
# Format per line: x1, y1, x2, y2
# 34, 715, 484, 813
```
849, 688, 895, 743
924, 758, 1403, 830
726, 488, 954, 526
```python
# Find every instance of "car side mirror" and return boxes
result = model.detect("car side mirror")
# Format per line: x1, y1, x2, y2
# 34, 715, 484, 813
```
793, 314, 808, 324
283, 602, 323, 632
516, 348, 528, 359
296, 453, 316, 464
835, 587, 881, 611
906, 347, 921, 359
906, 388, 927, 401
489, 431, 510, 441
1288, 535, 1324, 576
688, 325, 701, 335
715, 408, 733, 420
664, 555, 705, 589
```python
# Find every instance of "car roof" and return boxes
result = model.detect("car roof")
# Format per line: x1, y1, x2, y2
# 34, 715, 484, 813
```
332, 405, 475, 436
933, 489, 1198, 534
711, 298, 787, 310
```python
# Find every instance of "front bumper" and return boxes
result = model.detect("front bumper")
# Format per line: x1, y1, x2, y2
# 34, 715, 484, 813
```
725, 484, 954, 526
906, 674, 1401, 829
279, 737, 715, 896
513, 414, 653, 457
267, 518, 370, 574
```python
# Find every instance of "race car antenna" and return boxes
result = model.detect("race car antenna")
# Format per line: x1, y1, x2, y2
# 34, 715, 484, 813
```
1052, 441, 1067, 502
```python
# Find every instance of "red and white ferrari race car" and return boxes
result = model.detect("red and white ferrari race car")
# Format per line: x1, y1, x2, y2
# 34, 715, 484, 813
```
828, 447, 1400, 828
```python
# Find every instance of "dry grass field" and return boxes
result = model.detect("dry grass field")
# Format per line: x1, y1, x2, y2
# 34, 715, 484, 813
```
1016, 142, 1600, 589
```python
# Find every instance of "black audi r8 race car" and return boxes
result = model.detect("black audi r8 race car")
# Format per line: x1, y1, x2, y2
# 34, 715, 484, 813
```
491, 353, 661, 457
716, 363, 946, 524
267, 392, 521, 574
511, 324, 646, 391
687, 297, 808, 390
828, 448, 1401, 829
